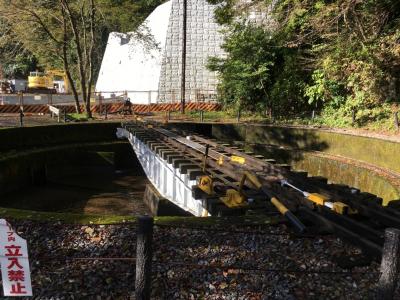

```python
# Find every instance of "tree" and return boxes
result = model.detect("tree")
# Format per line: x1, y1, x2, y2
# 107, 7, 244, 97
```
0, 1, 86, 113
208, 24, 276, 113
0, 19, 38, 79
0, 0, 162, 116
207, 0, 400, 121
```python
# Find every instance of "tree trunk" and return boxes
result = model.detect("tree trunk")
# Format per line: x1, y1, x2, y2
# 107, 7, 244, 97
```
62, 0, 91, 118
85, 0, 96, 119
61, 5, 81, 114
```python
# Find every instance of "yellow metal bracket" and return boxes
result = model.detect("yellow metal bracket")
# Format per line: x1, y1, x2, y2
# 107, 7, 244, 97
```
231, 155, 246, 165
198, 175, 214, 195
220, 171, 260, 208
221, 189, 247, 208
332, 201, 358, 215
307, 193, 329, 206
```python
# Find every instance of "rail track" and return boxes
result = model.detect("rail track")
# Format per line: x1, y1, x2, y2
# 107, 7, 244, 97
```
121, 121, 400, 260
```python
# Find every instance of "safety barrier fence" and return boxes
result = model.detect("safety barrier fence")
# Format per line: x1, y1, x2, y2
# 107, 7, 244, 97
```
0, 102, 221, 114
0, 90, 218, 106
8, 216, 400, 298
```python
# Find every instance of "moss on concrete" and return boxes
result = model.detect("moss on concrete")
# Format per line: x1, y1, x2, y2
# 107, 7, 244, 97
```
212, 124, 400, 174
0, 207, 136, 224
0, 206, 281, 226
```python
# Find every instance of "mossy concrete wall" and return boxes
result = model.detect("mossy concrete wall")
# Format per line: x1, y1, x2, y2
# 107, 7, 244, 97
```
0, 123, 144, 198
291, 153, 400, 205
246, 142, 400, 204
0, 142, 134, 196
0, 122, 121, 152
211, 124, 400, 175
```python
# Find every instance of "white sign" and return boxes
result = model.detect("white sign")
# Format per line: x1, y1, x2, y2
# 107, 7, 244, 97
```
48, 105, 60, 116
0, 219, 32, 297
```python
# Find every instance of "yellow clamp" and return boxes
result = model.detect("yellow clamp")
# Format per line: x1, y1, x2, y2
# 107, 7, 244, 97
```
332, 201, 357, 215
220, 171, 261, 208
198, 175, 214, 195
221, 189, 247, 208
231, 155, 245, 164
307, 193, 329, 206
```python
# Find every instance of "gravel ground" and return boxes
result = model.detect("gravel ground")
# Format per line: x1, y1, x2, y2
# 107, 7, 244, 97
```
2, 219, 386, 299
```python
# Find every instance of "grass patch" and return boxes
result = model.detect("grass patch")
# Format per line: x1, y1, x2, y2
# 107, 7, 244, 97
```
0, 207, 136, 224
164, 106, 399, 133
167, 110, 269, 123
67, 113, 89, 122
0, 206, 281, 226
154, 215, 281, 227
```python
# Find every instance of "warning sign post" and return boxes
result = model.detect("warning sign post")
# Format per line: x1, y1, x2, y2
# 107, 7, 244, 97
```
0, 219, 32, 297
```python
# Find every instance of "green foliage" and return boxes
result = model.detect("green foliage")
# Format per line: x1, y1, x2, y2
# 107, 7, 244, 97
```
207, 0, 400, 129
208, 24, 276, 112
1, 53, 38, 79
0, 19, 38, 78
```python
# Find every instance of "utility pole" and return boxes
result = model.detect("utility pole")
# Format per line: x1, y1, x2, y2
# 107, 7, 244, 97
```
180, 0, 187, 114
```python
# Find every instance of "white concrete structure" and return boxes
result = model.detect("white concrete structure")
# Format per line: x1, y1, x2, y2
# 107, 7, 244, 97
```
96, 0, 270, 104
117, 127, 207, 216
96, 0, 225, 104
96, 1, 172, 104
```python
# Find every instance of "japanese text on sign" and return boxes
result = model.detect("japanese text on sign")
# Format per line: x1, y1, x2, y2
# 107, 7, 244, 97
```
0, 219, 32, 297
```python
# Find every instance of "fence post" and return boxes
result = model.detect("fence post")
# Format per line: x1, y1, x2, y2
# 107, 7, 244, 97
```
98, 93, 102, 115
135, 216, 154, 300
311, 110, 315, 121
237, 110, 241, 123
378, 228, 400, 300
352, 109, 356, 125
19, 107, 24, 127
394, 112, 399, 131
148, 91, 152, 105
18, 92, 22, 106
200, 110, 204, 123
18, 91, 24, 111
168, 110, 171, 121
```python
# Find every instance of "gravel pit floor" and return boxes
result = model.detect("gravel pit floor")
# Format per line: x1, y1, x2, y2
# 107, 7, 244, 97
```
2, 219, 390, 299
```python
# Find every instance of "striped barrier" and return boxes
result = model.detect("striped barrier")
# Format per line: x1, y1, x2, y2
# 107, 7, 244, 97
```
0, 102, 221, 114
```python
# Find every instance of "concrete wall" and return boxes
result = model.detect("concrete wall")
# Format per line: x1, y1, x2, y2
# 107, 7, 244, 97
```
0, 142, 136, 197
211, 124, 400, 175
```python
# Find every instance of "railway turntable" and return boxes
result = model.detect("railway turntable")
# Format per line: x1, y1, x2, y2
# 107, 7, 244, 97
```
117, 120, 400, 260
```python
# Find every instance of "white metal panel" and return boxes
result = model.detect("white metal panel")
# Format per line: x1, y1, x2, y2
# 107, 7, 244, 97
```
117, 128, 206, 216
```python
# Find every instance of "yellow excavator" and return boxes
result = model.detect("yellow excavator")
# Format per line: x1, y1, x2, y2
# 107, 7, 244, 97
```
27, 70, 69, 94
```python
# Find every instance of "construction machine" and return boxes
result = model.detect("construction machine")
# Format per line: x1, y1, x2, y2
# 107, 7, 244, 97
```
26, 70, 69, 94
